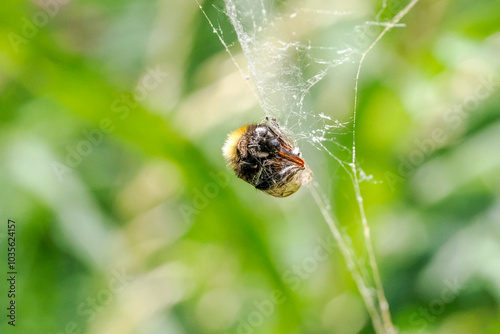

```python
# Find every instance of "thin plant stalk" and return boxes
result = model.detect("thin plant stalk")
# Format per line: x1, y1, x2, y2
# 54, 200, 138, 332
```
351, 0, 421, 332
309, 183, 385, 333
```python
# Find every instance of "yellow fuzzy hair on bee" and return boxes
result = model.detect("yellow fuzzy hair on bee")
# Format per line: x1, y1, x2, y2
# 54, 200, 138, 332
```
222, 125, 248, 166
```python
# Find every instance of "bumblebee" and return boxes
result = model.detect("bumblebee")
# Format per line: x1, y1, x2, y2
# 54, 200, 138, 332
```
222, 117, 313, 197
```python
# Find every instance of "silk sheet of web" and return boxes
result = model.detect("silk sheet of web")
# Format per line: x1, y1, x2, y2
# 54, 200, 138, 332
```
199, 0, 412, 177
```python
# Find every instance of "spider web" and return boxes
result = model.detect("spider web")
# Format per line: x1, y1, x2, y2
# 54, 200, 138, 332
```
219, 0, 358, 153
197, 0, 414, 186
197, 0, 420, 332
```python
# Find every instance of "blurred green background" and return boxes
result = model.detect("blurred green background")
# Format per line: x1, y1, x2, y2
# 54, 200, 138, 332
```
1, 0, 499, 333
